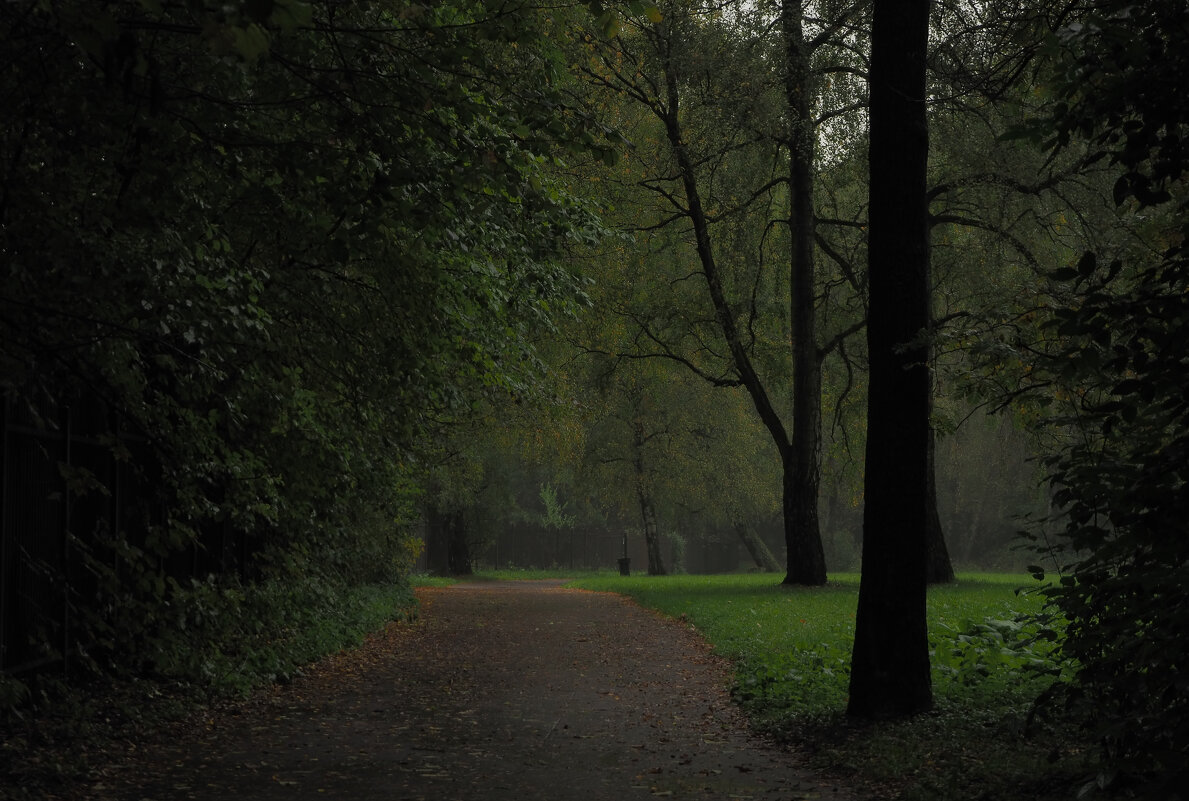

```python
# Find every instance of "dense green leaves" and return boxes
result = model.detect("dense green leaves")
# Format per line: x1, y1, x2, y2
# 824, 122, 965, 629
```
1, 0, 603, 686
1016, 1, 1189, 793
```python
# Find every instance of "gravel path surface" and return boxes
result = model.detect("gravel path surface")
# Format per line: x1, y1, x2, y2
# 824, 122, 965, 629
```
113, 580, 857, 801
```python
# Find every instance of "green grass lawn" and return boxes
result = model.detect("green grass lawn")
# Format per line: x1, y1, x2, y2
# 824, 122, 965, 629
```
570, 572, 1090, 801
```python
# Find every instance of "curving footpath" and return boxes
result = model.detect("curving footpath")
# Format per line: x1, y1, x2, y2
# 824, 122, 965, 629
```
116, 580, 857, 801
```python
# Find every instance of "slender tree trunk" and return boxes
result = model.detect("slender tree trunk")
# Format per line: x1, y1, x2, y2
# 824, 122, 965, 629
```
848, 0, 934, 719
735, 521, 781, 572
783, 0, 827, 587
657, 19, 827, 585
632, 420, 667, 576
638, 493, 666, 576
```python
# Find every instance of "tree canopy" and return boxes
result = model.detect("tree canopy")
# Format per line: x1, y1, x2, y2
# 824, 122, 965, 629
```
1, 0, 604, 682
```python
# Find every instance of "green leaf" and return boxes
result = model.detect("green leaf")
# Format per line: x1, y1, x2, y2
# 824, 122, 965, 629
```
231, 23, 271, 63
600, 12, 620, 38
270, 0, 314, 32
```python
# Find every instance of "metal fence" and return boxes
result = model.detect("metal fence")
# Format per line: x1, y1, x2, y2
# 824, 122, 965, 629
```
2, 395, 95, 674
0, 395, 249, 677
415, 523, 746, 575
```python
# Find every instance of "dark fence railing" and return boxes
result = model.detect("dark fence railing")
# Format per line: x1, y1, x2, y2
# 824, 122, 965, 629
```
2, 396, 86, 674
1, 395, 251, 678
415, 523, 723, 575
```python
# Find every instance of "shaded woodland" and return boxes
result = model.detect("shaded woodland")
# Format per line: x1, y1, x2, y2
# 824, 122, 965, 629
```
2, 0, 1186, 794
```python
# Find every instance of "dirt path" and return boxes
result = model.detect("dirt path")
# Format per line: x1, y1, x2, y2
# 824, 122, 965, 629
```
112, 580, 856, 801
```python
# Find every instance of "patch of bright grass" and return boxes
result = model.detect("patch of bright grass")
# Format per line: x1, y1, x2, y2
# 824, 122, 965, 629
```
576, 573, 860, 714
570, 572, 1087, 801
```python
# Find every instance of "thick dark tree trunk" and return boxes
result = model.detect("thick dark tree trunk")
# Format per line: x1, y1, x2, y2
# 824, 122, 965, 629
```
782, 444, 827, 584
428, 502, 472, 576
848, 0, 934, 719
445, 509, 472, 576
926, 429, 956, 584
735, 521, 781, 572
782, 0, 828, 587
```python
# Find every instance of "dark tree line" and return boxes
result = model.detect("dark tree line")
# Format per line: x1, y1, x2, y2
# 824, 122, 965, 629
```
1, 0, 604, 688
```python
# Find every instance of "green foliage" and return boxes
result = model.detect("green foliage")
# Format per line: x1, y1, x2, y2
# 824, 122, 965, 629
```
930, 613, 1063, 690
1, 0, 608, 693
571, 573, 1055, 714
1011, 2, 1189, 793
734, 640, 853, 713
663, 529, 687, 574
145, 578, 417, 697
538, 483, 578, 530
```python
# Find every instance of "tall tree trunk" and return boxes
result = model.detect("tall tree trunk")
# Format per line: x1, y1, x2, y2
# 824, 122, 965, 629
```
735, 521, 781, 572
657, 14, 827, 585
436, 506, 472, 577
782, 444, 826, 583
633, 420, 667, 576
639, 495, 666, 575
926, 428, 956, 583
848, 0, 934, 719
783, 0, 827, 587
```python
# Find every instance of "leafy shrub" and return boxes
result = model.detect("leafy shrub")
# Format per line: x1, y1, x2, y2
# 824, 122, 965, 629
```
144, 576, 417, 697
1010, 3, 1189, 793
930, 613, 1064, 690
732, 643, 851, 712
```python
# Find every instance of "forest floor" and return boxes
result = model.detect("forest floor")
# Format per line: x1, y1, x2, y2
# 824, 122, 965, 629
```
28, 579, 871, 801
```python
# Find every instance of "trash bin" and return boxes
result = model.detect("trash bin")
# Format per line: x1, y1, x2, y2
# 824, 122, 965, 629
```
617, 557, 631, 576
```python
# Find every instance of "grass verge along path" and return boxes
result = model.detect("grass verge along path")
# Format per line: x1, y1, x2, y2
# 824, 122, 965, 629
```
570, 572, 1091, 801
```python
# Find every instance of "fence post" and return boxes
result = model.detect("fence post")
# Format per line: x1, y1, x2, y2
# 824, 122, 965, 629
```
62, 404, 72, 680
1, 396, 9, 671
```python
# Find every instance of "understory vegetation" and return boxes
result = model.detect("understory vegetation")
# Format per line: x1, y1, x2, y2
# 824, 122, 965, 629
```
1, 580, 416, 708
572, 572, 1088, 801
0, 579, 416, 799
